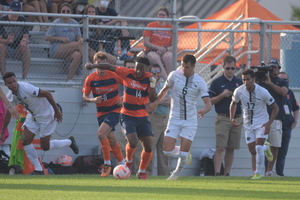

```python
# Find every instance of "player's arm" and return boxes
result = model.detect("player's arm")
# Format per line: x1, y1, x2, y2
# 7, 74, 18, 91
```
39, 89, 63, 123
82, 93, 103, 104
147, 85, 169, 112
198, 97, 212, 119
229, 100, 240, 128
262, 102, 279, 135
85, 62, 116, 72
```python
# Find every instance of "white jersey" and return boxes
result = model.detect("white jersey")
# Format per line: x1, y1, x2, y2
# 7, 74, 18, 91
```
7, 82, 54, 121
232, 83, 275, 129
165, 69, 209, 123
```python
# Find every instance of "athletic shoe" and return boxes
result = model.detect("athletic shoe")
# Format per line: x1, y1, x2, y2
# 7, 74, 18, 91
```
29, 170, 44, 175
136, 172, 148, 180
266, 171, 277, 177
125, 162, 132, 173
264, 142, 273, 162
166, 173, 179, 180
69, 136, 79, 154
100, 164, 112, 177
251, 174, 262, 180
186, 152, 192, 164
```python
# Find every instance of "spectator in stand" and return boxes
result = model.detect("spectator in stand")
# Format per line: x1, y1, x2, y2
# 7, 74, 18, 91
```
78, 4, 116, 64
71, 0, 87, 21
45, 3, 95, 82
46, 0, 61, 22
96, 0, 132, 60
0, 1, 31, 79
0, 0, 36, 22
276, 72, 299, 176
143, 6, 172, 81
23, 0, 49, 31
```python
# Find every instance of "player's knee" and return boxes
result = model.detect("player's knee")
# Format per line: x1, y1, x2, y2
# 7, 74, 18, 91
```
163, 150, 173, 156
40, 143, 50, 151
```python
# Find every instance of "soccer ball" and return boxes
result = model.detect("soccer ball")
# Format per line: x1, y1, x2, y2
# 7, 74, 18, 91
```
57, 155, 73, 166
113, 164, 130, 180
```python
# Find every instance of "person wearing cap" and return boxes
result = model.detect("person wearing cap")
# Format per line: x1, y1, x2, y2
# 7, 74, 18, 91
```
96, 0, 132, 61
276, 72, 299, 176
0, 1, 31, 79
258, 58, 289, 177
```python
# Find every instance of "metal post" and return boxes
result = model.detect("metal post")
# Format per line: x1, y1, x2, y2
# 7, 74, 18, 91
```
266, 25, 272, 63
82, 16, 89, 80
171, 0, 178, 70
259, 22, 265, 63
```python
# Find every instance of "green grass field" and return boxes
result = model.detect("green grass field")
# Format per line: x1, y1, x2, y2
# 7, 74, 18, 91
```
1, 174, 300, 200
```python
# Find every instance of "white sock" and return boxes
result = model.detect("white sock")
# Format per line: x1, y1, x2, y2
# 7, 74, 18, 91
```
255, 145, 264, 175
263, 144, 268, 151
119, 159, 125, 165
173, 151, 188, 176
104, 160, 112, 165
49, 139, 71, 150
163, 146, 180, 156
23, 144, 43, 171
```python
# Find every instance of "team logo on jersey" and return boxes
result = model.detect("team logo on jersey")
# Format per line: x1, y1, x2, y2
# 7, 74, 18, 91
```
130, 80, 147, 90
269, 98, 274, 102
247, 137, 251, 141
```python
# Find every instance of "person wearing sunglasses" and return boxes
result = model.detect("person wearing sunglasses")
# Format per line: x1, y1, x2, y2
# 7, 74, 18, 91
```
275, 72, 299, 176
208, 55, 243, 176
46, 3, 95, 82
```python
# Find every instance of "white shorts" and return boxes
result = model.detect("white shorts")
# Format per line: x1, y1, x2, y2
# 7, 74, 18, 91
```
165, 119, 197, 141
244, 126, 268, 144
24, 116, 56, 138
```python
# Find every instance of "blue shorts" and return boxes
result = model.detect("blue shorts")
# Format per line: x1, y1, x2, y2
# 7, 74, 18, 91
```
97, 112, 120, 131
120, 114, 153, 137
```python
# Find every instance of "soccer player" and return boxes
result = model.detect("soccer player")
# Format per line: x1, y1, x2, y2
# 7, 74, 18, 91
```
230, 69, 278, 179
82, 52, 125, 177
85, 57, 157, 180
1, 72, 79, 175
147, 54, 212, 180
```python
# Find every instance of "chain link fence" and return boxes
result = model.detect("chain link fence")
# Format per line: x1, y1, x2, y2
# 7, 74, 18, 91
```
0, 2, 300, 86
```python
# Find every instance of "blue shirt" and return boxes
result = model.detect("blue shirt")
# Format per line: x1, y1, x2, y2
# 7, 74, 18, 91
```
209, 75, 242, 114
259, 77, 289, 121
282, 89, 299, 129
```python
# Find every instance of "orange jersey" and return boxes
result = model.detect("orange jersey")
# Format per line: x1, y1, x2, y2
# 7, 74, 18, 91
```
115, 66, 151, 117
143, 21, 172, 53
82, 71, 123, 117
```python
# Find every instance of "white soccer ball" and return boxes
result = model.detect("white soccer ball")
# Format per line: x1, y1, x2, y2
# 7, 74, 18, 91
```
57, 155, 73, 166
113, 164, 130, 180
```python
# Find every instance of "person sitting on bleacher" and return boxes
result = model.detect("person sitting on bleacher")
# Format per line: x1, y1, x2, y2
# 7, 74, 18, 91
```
45, 3, 95, 82
0, 1, 31, 80
78, 4, 116, 64
96, 0, 132, 60
143, 6, 172, 81
23, 0, 49, 31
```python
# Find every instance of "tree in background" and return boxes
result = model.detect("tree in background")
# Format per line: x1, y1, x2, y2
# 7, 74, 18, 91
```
291, 5, 300, 21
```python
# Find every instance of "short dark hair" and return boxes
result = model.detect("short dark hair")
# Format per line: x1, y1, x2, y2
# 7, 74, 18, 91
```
223, 56, 236, 66
3, 72, 16, 81
150, 63, 161, 70
242, 69, 255, 78
182, 54, 196, 65
124, 58, 135, 67
136, 57, 150, 66
93, 51, 107, 62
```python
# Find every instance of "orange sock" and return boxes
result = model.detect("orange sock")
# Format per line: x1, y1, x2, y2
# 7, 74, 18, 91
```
100, 138, 111, 161
126, 143, 136, 162
139, 150, 153, 171
111, 142, 124, 162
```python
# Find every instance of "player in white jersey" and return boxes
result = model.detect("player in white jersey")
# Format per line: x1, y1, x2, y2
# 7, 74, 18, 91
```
1, 72, 79, 175
147, 54, 212, 180
230, 69, 278, 179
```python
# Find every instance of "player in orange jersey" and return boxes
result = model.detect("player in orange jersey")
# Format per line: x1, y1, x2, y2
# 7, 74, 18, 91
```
85, 57, 157, 180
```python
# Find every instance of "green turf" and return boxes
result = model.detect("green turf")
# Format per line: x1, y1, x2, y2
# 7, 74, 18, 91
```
1, 175, 300, 200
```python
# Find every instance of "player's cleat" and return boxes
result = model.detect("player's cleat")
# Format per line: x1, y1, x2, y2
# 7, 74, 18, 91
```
100, 164, 112, 177
186, 152, 192, 165
69, 136, 79, 154
29, 170, 44, 175
125, 161, 132, 173
264, 142, 273, 162
166, 172, 179, 180
251, 174, 262, 180
136, 172, 148, 180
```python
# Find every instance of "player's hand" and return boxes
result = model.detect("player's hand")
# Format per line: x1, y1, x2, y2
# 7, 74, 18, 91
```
262, 122, 271, 135
147, 102, 158, 113
150, 76, 157, 88
85, 62, 94, 70
230, 119, 240, 128
54, 111, 63, 123
198, 109, 206, 119
93, 96, 103, 104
